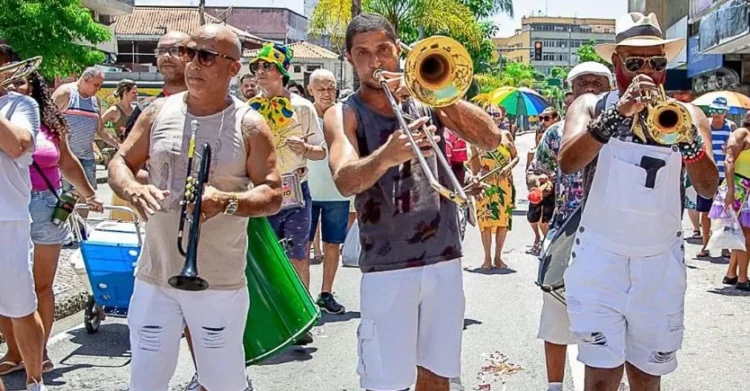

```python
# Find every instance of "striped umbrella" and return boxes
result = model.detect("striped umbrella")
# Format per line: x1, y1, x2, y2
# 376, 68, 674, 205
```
489, 87, 550, 116
692, 91, 750, 115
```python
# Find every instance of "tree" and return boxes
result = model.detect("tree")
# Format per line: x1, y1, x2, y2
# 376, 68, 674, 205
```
577, 39, 612, 70
0, 0, 111, 78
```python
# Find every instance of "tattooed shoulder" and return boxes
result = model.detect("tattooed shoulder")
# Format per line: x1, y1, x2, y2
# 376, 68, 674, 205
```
141, 98, 167, 122
241, 109, 270, 141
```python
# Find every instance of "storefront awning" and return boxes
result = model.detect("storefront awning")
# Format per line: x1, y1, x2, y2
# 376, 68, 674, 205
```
698, 0, 750, 54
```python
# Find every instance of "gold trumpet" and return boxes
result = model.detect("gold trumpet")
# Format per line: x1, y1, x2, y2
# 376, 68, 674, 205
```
373, 36, 474, 206
0, 56, 42, 89
631, 85, 692, 145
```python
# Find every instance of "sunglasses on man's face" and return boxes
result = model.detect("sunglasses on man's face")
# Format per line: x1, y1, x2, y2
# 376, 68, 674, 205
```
620, 55, 669, 73
709, 108, 727, 115
249, 62, 276, 74
154, 47, 181, 58
179, 46, 237, 67
541, 115, 555, 121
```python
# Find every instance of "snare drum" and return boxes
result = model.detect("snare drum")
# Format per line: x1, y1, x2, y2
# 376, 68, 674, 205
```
536, 205, 582, 305
280, 172, 305, 210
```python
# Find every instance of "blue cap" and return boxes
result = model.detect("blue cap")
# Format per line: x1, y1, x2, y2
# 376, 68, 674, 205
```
709, 97, 729, 111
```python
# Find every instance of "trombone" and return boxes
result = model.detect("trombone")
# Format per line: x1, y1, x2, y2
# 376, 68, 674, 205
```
373, 36, 474, 206
0, 56, 42, 89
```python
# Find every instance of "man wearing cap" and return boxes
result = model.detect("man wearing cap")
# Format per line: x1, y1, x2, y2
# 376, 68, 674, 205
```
248, 43, 326, 345
526, 106, 559, 256
560, 12, 718, 390
528, 62, 613, 391
696, 96, 736, 258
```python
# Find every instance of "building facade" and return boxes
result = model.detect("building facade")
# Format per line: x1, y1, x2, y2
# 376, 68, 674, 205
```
82, 0, 134, 57
206, 7, 308, 44
494, 16, 616, 75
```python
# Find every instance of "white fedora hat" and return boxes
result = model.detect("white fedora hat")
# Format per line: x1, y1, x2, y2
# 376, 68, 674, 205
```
595, 12, 686, 64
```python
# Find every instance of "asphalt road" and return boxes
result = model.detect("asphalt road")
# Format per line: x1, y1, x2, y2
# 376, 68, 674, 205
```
2, 132, 749, 391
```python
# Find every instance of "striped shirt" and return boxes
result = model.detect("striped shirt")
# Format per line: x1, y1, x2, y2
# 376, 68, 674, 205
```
710, 119, 734, 180
63, 85, 100, 161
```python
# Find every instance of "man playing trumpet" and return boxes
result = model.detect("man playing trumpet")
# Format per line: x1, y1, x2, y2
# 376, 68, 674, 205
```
559, 12, 718, 391
325, 13, 502, 391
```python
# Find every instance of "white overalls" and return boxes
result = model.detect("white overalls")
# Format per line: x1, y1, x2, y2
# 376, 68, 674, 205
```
564, 137, 687, 376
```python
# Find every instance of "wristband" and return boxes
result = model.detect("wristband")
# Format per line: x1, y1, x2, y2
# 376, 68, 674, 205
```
587, 106, 626, 144
678, 128, 705, 161
683, 144, 707, 164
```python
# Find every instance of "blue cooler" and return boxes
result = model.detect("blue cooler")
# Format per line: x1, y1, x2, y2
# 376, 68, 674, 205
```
80, 221, 142, 316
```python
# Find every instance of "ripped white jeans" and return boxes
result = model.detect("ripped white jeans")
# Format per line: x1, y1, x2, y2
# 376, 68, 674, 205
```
564, 233, 687, 376
127, 279, 250, 391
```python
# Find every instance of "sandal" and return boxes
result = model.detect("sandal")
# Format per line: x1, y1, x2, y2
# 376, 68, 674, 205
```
42, 359, 54, 373
691, 230, 701, 239
480, 263, 492, 270
0, 360, 24, 376
494, 256, 508, 269
696, 249, 710, 258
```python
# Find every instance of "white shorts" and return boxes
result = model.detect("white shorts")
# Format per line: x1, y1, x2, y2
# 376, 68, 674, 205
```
564, 233, 686, 376
128, 279, 250, 391
537, 292, 574, 345
357, 259, 465, 391
0, 221, 37, 318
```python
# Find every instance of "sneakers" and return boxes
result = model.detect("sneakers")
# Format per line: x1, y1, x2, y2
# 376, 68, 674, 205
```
184, 373, 256, 391
26, 382, 47, 391
317, 292, 345, 314
183, 373, 201, 391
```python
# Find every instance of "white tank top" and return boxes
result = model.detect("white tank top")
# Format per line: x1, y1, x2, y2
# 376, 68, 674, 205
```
137, 92, 253, 290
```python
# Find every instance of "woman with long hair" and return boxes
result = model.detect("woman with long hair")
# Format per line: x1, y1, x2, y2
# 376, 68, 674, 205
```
101, 79, 137, 142
0, 70, 103, 376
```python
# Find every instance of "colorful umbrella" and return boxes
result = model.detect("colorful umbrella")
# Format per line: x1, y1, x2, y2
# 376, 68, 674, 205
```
692, 91, 750, 115
489, 87, 549, 116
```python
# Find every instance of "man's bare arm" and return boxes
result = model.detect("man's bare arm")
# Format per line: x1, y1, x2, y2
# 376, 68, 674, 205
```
559, 94, 604, 174
51, 85, 71, 112
0, 115, 32, 158
325, 104, 393, 196
684, 103, 719, 198
108, 99, 162, 199
227, 112, 283, 217
438, 100, 502, 151
96, 117, 121, 148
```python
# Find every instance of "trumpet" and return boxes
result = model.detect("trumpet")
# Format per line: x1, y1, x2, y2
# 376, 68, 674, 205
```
170, 120, 211, 291
0, 56, 42, 89
373, 36, 474, 206
632, 85, 692, 145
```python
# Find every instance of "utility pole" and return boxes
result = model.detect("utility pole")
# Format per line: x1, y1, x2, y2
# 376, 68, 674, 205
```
199, 0, 206, 26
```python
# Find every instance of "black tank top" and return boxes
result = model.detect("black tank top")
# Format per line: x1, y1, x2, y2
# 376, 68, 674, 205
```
345, 93, 462, 273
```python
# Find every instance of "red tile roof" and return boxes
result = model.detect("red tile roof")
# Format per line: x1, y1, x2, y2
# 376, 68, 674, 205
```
243, 41, 340, 60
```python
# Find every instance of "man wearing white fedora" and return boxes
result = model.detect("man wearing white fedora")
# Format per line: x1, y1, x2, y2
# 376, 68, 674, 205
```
559, 12, 719, 391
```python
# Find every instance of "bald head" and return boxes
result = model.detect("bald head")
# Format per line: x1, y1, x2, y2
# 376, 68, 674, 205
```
159, 31, 189, 47
192, 24, 242, 60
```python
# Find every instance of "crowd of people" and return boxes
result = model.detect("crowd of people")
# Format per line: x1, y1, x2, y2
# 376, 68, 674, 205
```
0, 8, 746, 391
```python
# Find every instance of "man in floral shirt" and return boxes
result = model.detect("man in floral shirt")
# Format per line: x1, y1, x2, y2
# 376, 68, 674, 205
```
529, 62, 613, 391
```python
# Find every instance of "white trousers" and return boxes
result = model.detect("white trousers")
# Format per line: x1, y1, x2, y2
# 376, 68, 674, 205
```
357, 259, 465, 391
0, 221, 36, 318
127, 279, 250, 391
564, 233, 686, 376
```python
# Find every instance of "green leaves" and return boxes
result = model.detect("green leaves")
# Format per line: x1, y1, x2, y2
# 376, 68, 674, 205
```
577, 39, 612, 70
0, 0, 111, 77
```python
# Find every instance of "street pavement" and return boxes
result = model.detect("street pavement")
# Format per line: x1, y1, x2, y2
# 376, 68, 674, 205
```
2, 132, 750, 390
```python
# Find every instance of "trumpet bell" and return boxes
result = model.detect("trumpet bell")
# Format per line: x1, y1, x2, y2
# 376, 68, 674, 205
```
642, 101, 693, 145
404, 36, 473, 108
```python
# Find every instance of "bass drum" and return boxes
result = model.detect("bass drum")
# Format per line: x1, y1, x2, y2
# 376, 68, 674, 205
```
243, 217, 321, 365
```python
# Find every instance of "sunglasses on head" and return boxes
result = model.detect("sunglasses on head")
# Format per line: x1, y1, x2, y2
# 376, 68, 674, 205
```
709, 108, 727, 115
179, 46, 237, 67
620, 55, 669, 73
249, 62, 276, 73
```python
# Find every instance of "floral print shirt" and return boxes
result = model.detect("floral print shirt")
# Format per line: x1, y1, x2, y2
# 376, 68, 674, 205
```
526, 120, 585, 229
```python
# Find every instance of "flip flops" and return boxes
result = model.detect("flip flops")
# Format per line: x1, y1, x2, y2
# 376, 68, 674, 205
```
0, 360, 24, 376
42, 359, 54, 373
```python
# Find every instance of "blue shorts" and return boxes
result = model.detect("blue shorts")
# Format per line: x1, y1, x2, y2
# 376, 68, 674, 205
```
309, 200, 350, 244
696, 195, 713, 213
63, 158, 97, 191
29, 189, 72, 245
268, 181, 312, 260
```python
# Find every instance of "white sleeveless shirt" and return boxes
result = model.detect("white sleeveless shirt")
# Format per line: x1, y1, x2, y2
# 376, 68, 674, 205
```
136, 92, 253, 290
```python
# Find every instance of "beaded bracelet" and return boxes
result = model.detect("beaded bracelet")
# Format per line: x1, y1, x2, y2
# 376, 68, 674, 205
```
683, 144, 707, 164
678, 130, 704, 161
587, 106, 627, 144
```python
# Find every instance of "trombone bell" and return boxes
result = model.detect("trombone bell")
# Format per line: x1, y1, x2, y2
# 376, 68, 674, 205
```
0, 56, 42, 89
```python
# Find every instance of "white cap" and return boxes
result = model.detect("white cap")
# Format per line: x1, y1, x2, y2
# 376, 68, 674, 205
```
567, 62, 613, 85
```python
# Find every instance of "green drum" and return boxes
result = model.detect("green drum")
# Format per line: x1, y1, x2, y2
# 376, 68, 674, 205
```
243, 217, 321, 365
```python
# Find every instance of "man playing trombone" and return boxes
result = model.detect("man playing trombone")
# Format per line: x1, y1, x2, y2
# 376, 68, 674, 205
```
109, 25, 281, 391
324, 13, 502, 391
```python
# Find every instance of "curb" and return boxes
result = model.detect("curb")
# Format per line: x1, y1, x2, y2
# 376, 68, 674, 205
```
0, 292, 88, 344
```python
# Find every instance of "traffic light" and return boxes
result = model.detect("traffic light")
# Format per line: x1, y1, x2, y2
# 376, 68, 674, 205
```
534, 41, 543, 61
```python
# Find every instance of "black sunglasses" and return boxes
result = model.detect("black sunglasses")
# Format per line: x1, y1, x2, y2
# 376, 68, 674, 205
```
179, 46, 237, 66
541, 115, 555, 121
708, 108, 727, 115
249, 62, 276, 74
621, 55, 669, 73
